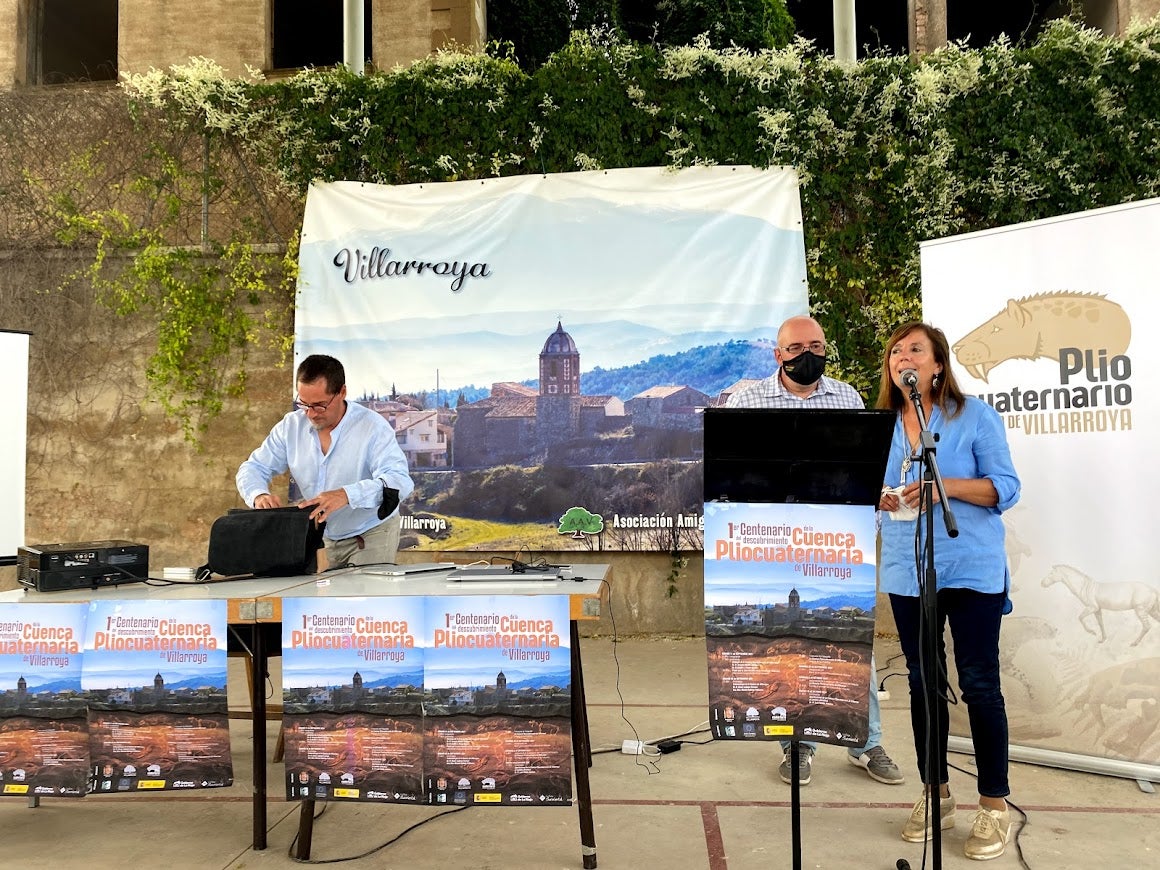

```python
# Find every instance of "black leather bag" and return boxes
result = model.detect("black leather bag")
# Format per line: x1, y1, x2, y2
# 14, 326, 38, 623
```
200, 507, 324, 579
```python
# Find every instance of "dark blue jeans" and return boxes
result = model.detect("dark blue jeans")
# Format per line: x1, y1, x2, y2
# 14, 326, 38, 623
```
889, 588, 1010, 798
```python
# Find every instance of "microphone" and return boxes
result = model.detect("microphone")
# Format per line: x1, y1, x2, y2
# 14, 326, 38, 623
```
896, 861, 912, 870
900, 369, 919, 388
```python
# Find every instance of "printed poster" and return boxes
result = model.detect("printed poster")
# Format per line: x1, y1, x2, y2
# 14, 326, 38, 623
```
423, 595, 572, 807
294, 166, 809, 551
921, 198, 1160, 775
82, 600, 233, 793
0, 602, 89, 798
281, 596, 425, 803
704, 502, 877, 747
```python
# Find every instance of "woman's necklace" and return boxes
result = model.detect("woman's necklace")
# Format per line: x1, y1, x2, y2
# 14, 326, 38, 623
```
900, 435, 919, 476
900, 407, 936, 478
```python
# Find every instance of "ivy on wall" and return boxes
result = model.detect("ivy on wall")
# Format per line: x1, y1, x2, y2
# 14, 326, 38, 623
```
31, 19, 1160, 431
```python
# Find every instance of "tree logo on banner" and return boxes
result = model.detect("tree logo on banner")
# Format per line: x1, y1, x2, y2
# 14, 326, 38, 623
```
557, 507, 604, 540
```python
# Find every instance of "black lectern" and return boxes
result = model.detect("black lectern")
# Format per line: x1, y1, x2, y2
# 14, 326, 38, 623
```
703, 407, 895, 506
703, 407, 894, 870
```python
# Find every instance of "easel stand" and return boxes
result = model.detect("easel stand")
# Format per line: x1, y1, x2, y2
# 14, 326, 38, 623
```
702, 407, 896, 870
902, 385, 958, 870
292, 617, 599, 867
789, 740, 803, 870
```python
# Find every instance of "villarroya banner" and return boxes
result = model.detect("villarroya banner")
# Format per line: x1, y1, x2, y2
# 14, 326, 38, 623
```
920, 197, 1160, 780
294, 166, 809, 552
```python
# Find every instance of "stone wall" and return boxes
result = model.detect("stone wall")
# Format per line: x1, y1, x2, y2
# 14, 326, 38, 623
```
0, 1, 20, 86
0, 252, 292, 581
119, 0, 269, 77
0, 0, 486, 88
378, 0, 433, 71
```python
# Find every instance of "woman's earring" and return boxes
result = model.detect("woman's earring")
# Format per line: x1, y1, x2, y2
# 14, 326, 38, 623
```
932, 372, 942, 388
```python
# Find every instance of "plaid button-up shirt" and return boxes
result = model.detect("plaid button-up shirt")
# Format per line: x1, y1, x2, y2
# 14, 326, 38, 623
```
725, 372, 865, 410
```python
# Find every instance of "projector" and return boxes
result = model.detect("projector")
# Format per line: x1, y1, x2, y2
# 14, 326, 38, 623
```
17, 540, 150, 592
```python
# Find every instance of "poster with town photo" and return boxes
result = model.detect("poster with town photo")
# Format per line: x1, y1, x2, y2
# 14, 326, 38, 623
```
704, 502, 876, 747
423, 595, 572, 807
0, 602, 89, 798
81, 600, 232, 793
294, 166, 809, 552
281, 595, 426, 803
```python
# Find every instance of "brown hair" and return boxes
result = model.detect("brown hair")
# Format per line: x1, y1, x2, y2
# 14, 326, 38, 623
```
874, 321, 966, 419
296, 354, 346, 395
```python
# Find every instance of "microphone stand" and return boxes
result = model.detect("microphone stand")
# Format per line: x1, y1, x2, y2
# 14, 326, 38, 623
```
904, 382, 958, 870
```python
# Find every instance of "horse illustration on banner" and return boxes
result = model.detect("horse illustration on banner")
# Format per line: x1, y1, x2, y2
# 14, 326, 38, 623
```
1041, 564, 1160, 647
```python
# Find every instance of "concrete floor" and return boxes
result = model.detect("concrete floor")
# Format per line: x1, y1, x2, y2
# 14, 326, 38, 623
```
1, 636, 1156, 869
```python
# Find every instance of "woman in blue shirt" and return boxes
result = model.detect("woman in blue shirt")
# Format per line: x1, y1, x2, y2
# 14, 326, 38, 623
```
875, 322, 1021, 861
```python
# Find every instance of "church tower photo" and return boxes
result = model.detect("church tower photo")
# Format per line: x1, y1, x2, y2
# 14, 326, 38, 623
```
536, 321, 582, 445
539, 321, 580, 396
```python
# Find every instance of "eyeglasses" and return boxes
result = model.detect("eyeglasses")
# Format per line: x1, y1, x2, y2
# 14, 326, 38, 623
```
294, 393, 339, 413
781, 341, 826, 356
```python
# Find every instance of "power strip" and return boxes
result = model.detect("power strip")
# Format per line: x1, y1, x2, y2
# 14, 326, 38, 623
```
621, 739, 646, 755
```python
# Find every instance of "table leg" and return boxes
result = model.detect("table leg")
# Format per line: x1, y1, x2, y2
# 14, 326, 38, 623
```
571, 620, 598, 868
570, 620, 593, 767
295, 799, 316, 859
252, 624, 268, 850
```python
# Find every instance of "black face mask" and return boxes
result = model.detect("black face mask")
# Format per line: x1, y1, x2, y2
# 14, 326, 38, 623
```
782, 350, 826, 386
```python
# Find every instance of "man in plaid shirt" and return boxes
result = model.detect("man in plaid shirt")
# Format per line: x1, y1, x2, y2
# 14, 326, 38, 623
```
726, 315, 864, 410
726, 315, 904, 789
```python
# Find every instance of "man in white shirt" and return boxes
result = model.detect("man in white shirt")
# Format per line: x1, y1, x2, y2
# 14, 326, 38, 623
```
237, 354, 414, 568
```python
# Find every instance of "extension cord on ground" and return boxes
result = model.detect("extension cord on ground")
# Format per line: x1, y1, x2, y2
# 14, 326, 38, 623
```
621, 739, 646, 755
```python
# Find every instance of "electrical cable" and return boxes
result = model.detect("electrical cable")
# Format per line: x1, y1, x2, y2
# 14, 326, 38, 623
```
87, 562, 170, 586
877, 651, 909, 691
584, 581, 714, 770
453, 552, 557, 574
601, 577, 661, 774
947, 761, 1032, 870
287, 804, 471, 863
644, 721, 712, 748
589, 719, 713, 756
642, 723, 716, 771
878, 670, 909, 693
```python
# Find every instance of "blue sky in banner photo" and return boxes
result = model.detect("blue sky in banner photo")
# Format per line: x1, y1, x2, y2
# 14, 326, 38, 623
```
80, 600, 228, 690
295, 191, 807, 398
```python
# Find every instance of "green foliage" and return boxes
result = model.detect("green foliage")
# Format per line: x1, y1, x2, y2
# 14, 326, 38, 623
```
487, 0, 573, 69
25, 20, 1160, 431
54, 202, 297, 440
656, 0, 795, 51
486, 1, 790, 66
252, 53, 531, 184
666, 548, 689, 597
486, 0, 622, 68
44, 58, 298, 440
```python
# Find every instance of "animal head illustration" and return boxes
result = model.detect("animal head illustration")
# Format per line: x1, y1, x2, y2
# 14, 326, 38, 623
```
952, 292, 1131, 383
